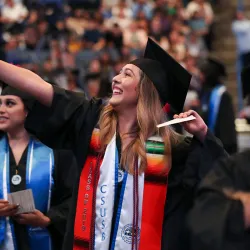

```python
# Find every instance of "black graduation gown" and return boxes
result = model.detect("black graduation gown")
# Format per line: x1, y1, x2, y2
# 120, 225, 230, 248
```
187, 150, 250, 250
25, 86, 228, 250
201, 89, 238, 154
0, 134, 77, 250
47, 149, 78, 250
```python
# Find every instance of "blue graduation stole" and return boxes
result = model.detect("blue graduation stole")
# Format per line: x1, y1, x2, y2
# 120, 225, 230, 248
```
205, 85, 226, 133
0, 136, 54, 250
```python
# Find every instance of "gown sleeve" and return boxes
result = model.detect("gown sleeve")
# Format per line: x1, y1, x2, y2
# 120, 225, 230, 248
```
25, 86, 101, 150
215, 92, 238, 155
187, 151, 250, 250
170, 129, 228, 189
162, 130, 228, 250
183, 129, 228, 188
46, 150, 78, 237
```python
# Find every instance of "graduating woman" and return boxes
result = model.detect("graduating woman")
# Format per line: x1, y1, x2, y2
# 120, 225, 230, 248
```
0, 38, 227, 250
0, 86, 77, 250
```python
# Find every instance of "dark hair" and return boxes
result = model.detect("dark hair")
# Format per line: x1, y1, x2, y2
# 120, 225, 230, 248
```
1, 86, 35, 111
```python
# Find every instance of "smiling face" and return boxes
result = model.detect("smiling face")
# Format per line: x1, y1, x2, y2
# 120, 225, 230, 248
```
0, 95, 27, 133
109, 64, 141, 111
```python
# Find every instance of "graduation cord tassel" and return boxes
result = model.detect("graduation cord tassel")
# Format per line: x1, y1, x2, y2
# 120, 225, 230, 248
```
135, 160, 139, 250
132, 159, 139, 250
132, 166, 136, 250
90, 153, 102, 250
135, 162, 139, 250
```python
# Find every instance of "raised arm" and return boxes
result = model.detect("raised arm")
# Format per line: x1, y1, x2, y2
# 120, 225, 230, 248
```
0, 61, 53, 106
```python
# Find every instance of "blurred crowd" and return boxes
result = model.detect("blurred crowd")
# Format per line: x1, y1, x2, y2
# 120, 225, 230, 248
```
0, 0, 215, 102
232, 9, 250, 120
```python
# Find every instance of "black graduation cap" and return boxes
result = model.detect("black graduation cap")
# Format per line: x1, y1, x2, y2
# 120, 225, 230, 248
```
200, 57, 227, 79
1, 85, 34, 111
209, 58, 226, 76
130, 38, 191, 114
241, 65, 250, 98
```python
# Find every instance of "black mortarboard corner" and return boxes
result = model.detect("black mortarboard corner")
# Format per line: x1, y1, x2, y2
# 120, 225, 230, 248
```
130, 38, 192, 114
1, 86, 34, 111
241, 65, 250, 98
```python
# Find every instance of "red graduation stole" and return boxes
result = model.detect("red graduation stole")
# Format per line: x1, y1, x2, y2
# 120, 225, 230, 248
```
73, 129, 170, 250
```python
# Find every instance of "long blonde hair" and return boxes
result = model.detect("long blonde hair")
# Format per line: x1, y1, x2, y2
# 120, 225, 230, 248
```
98, 70, 180, 174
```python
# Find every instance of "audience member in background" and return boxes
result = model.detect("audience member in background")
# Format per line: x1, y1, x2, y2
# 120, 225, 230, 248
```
105, 23, 123, 53
83, 16, 105, 51
66, 69, 85, 93
232, 10, 250, 69
84, 61, 112, 101
100, 40, 120, 64
159, 36, 170, 51
97, 77, 112, 102
186, 31, 208, 58
1, 0, 28, 28
40, 59, 56, 83
184, 90, 200, 114
184, 56, 202, 120
110, 0, 133, 28
199, 58, 238, 154
184, 55, 200, 78
149, 15, 163, 42
186, 0, 214, 26
88, 58, 102, 74
188, 11, 208, 36
186, 0, 214, 50
99, 52, 116, 82
23, 25, 39, 51
170, 30, 187, 63
66, 8, 88, 36
24, 8, 39, 26
132, 0, 154, 20
123, 21, 147, 55
120, 45, 134, 62
83, 72, 101, 99
75, 38, 99, 72
239, 65, 250, 122
67, 33, 82, 54
52, 18, 70, 42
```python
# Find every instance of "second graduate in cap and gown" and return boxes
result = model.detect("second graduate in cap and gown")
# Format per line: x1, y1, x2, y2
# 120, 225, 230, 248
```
239, 65, 250, 121
188, 66, 250, 250
0, 38, 227, 250
0, 86, 77, 250
199, 58, 238, 154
